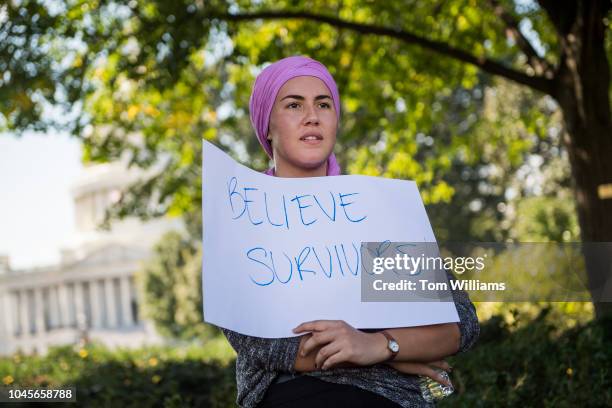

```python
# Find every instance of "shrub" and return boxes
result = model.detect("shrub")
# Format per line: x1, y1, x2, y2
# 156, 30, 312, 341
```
2, 310, 610, 407
1, 337, 237, 408
441, 308, 612, 407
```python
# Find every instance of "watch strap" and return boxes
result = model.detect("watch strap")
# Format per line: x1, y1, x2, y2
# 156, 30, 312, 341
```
381, 330, 399, 362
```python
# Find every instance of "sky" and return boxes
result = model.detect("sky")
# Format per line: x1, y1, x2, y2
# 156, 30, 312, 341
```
0, 132, 83, 270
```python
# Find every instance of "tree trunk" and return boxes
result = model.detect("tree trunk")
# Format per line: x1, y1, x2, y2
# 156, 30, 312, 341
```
553, 0, 612, 318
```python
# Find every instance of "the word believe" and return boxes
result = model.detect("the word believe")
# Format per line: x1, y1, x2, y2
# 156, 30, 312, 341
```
227, 177, 368, 229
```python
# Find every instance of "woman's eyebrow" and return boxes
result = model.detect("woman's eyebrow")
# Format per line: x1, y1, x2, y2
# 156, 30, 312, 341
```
280, 94, 332, 101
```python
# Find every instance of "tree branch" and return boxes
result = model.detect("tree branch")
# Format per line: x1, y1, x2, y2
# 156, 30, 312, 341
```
207, 10, 555, 95
486, 0, 553, 77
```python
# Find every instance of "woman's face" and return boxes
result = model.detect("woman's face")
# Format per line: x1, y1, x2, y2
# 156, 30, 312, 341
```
268, 76, 337, 177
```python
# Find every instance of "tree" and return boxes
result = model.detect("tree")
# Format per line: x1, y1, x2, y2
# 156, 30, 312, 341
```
204, 0, 612, 315
1, 1, 610, 316
138, 230, 212, 340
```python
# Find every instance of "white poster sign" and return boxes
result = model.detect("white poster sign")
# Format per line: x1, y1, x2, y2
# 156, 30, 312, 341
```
202, 141, 458, 338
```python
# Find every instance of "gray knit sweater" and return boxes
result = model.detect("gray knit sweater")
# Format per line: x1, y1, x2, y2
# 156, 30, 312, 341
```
222, 270, 479, 408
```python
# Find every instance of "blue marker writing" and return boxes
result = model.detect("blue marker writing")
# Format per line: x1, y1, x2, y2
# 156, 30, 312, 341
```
228, 177, 247, 220
246, 247, 275, 286
339, 192, 367, 223
295, 246, 316, 280
273, 251, 293, 284
243, 187, 263, 225
341, 242, 360, 276
263, 192, 285, 228
313, 192, 337, 221
291, 195, 317, 226
312, 245, 333, 278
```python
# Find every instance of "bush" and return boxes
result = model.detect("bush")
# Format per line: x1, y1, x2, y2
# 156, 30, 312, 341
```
0, 337, 237, 408
2, 310, 610, 407
441, 308, 612, 407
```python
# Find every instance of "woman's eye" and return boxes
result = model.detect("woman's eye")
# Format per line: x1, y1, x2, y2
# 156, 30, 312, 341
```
287, 102, 300, 109
319, 102, 331, 109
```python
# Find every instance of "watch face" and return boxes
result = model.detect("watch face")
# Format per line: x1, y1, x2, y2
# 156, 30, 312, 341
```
390, 340, 400, 353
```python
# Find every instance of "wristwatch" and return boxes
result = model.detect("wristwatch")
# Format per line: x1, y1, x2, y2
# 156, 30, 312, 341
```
381, 330, 399, 361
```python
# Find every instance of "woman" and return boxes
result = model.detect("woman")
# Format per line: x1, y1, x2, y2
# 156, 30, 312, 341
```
222, 56, 479, 408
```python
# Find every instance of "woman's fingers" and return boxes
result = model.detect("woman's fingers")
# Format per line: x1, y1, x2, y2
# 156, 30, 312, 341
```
314, 342, 343, 369
293, 320, 339, 334
421, 366, 452, 387
388, 362, 452, 387
429, 360, 452, 372
296, 320, 352, 356
320, 349, 346, 370
300, 329, 336, 356
388, 361, 426, 375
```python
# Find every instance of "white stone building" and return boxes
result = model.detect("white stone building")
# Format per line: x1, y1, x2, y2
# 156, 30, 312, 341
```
0, 159, 183, 355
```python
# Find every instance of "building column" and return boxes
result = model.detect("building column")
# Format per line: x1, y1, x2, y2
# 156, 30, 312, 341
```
8, 292, 18, 336
89, 280, 102, 329
74, 281, 86, 329
33, 287, 45, 335
5, 292, 15, 336
119, 275, 134, 327
0, 293, 4, 338
0, 291, 12, 338
48, 286, 60, 329
58, 284, 70, 328
19, 290, 30, 338
104, 278, 118, 328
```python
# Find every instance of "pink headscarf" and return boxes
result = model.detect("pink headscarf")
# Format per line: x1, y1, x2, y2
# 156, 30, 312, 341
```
249, 56, 341, 176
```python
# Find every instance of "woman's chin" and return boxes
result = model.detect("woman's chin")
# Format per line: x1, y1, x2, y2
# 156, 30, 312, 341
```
295, 150, 331, 165
296, 155, 329, 167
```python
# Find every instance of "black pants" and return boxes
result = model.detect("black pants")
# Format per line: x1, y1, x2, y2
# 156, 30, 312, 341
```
257, 376, 402, 408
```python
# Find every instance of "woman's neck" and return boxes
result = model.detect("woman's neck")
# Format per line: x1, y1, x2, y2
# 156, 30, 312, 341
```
273, 161, 328, 178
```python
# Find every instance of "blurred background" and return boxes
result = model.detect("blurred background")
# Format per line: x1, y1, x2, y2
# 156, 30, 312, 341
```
0, 0, 610, 406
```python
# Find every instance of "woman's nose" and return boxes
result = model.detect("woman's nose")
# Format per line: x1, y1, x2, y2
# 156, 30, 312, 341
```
303, 105, 320, 125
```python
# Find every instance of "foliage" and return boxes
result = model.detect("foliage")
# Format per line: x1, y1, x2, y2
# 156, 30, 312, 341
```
0, 338, 237, 408
2, 3, 610, 404
1, 310, 609, 407
424, 78, 571, 241
510, 196, 579, 242
138, 230, 212, 340
442, 308, 612, 407
1, 1, 597, 271
2, 0, 596, 223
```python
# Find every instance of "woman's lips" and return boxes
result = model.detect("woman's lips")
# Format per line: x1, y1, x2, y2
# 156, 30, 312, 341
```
300, 134, 323, 145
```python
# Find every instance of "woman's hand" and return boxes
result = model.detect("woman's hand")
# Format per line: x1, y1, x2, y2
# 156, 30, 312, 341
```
292, 319, 453, 386
293, 320, 389, 370
386, 360, 453, 387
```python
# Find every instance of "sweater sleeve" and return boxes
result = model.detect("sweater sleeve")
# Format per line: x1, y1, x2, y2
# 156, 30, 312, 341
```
221, 328, 302, 373
445, 268, 480, 353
